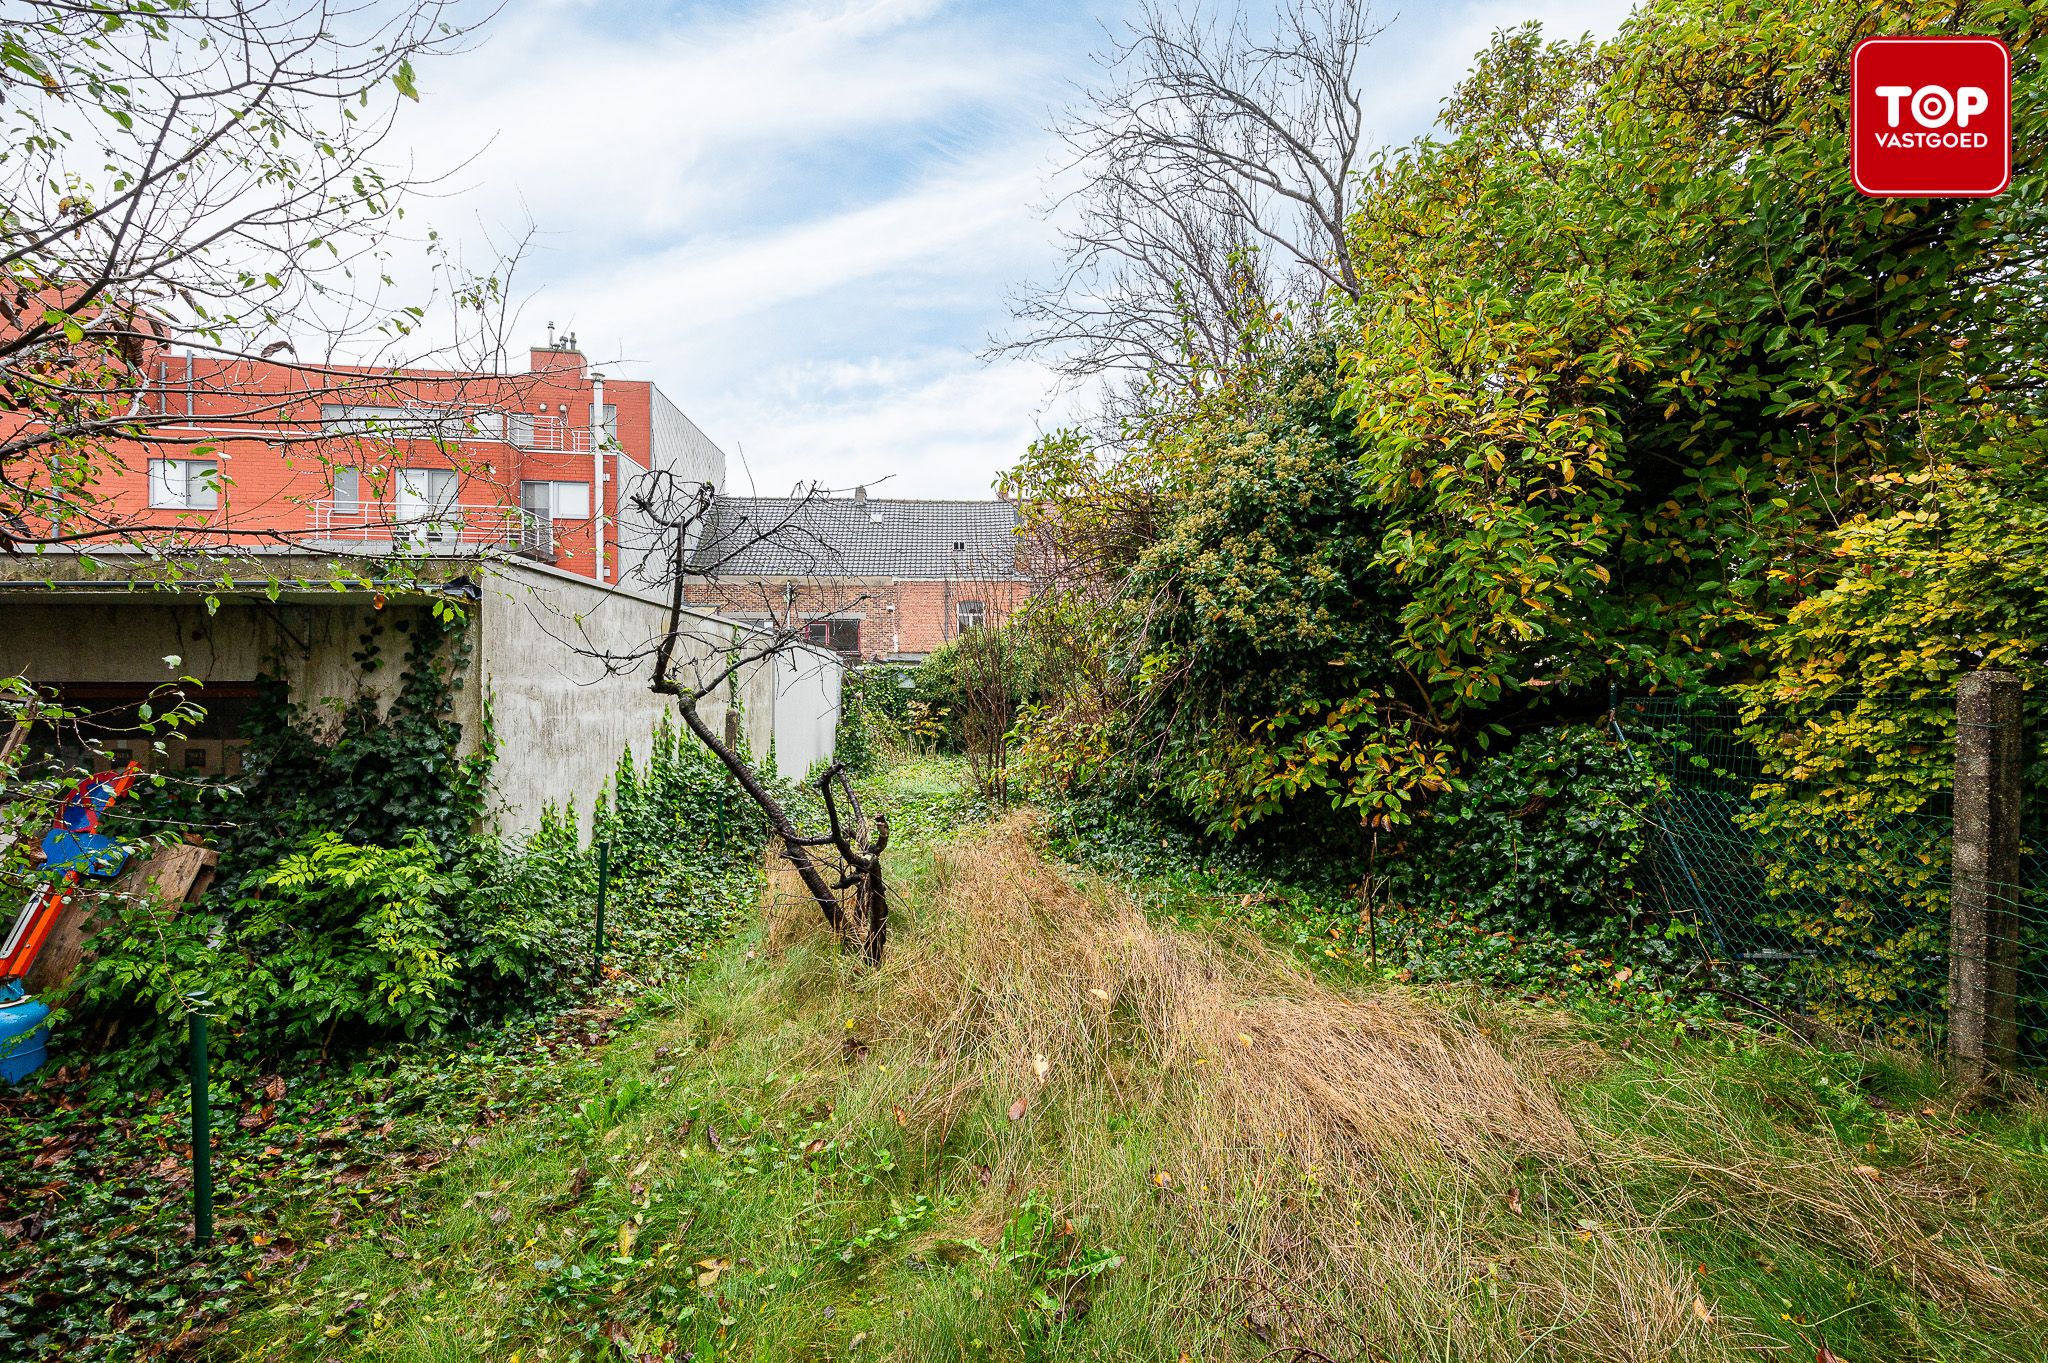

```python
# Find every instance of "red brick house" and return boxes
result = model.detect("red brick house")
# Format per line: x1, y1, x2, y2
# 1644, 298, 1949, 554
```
684, 488, 1030, 661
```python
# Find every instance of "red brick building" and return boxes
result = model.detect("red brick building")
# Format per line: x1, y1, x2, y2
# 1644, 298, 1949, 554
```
684, 489, 1030, 662
47, 332, 727, 584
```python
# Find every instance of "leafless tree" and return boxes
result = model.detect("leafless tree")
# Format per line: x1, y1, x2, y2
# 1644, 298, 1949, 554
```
0, 0, 534, 562
544, 472, 894, 965
995, 0, 1381, 401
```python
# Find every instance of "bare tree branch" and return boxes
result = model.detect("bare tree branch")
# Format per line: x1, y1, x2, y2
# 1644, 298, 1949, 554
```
993, 0, 1382, 401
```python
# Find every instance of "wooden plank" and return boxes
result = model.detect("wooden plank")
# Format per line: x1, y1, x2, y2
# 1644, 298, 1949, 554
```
23, 843, 219, 998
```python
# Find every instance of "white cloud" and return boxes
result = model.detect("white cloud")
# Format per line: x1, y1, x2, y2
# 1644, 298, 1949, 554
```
384, 0, 1644, 500
718, 351, 1067, 499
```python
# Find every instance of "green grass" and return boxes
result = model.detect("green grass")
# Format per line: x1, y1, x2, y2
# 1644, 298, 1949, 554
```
217, 772, 2048, 1363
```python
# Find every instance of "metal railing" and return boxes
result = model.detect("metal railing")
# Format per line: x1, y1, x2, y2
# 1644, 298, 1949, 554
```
309, 498, 553, 559
509, 413, 592, 452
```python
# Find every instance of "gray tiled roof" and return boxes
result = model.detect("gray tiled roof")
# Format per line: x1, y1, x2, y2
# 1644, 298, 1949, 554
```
691, 495, 1023, 580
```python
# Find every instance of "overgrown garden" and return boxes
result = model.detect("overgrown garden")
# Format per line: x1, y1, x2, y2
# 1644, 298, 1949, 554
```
995, 0, 2048, 1043
0, 606, 778, 1359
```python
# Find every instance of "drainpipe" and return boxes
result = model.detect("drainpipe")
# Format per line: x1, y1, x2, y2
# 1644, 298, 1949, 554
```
590, 370, 607, 584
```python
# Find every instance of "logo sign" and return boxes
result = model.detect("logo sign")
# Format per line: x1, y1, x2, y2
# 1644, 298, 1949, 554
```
1852, 36, 2011, 197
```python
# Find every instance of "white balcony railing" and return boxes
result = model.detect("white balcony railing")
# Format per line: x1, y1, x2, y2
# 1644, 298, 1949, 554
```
310, 498, 553, 560
509, 413, 592, 452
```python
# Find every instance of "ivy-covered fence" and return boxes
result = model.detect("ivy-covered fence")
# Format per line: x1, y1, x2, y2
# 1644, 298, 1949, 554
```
1617, 693, 2048, 1065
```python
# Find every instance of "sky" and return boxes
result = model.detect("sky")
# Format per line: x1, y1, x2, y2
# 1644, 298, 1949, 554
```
395, 0, 1638, 498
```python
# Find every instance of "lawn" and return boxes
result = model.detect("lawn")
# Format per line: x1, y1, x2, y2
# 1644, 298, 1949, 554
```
217, 775, 2048, 1363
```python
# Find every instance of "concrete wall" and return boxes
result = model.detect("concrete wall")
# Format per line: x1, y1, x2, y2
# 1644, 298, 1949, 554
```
0, 594, 452, 744
477, 561, 842, 835
0, 554, 842, 842
770, 643, 841, 779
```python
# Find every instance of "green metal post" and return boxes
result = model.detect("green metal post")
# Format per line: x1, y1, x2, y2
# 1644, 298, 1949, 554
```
593, 839, 610, 983
716, 786, 728, 848
189, 1012, 212, 1248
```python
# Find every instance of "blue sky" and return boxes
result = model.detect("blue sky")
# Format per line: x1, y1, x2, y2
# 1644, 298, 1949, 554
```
400, 0, 1636, 497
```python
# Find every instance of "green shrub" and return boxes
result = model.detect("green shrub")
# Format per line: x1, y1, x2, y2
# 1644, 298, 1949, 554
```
833, 665, 917, 775
73, 833, 467, 1077
1377, 725, 1661, 931
71, 716, 765, 1082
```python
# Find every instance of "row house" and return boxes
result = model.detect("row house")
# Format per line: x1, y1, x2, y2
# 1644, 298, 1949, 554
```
684, 488, 1030, 662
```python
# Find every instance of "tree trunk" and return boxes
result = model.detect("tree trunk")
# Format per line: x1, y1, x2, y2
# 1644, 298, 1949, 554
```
674, 698, 844, 933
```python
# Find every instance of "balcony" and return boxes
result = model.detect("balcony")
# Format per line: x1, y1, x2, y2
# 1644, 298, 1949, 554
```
510, 413, 593, 452
309, 499, 554, 561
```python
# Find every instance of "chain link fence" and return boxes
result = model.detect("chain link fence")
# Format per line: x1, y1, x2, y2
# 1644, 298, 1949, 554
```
1614, 690, 2047, 1067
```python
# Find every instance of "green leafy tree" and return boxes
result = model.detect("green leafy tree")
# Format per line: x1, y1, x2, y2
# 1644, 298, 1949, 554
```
1013, 0, 2048, 856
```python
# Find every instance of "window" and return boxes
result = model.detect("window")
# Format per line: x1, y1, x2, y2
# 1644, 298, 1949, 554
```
956, 599, 986, 633
807, 618, 860, 656
395, 468, 460, 547
331, 468, 364, 515
520, 480, 590, 520
148, 458, 218, 510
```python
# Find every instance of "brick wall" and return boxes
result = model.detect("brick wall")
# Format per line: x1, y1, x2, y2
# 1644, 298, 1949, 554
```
684, 576, 1031, 660
50, 345, 654, 585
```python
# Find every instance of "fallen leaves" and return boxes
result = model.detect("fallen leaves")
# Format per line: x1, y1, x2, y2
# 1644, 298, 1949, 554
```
694, 1256, 730, 1290
1032, 1053, 1051, 1084
560, 1165, 591, 1206
1008, 1096, 1030, 1122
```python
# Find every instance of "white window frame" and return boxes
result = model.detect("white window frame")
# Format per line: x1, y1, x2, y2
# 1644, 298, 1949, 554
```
956, 599, 987, 633
148, 458, 219, 510
330, 468, 364, 516
521, 479, 590, 520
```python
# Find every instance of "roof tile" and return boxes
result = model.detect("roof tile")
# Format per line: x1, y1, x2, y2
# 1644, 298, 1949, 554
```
691, 496, 1022, 580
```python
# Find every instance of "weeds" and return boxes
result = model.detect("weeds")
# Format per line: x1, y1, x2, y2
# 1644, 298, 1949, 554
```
224, 802, 2048, 1361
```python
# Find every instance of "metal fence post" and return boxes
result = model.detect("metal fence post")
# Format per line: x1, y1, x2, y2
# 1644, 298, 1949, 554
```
189, 1011, 213, 1248
593, 839, 610, 983
1950, 669, 2023, 1079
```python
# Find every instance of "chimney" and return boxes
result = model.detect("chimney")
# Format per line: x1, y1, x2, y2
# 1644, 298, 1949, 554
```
853, 485, 867, 504
528, 323, 585, 376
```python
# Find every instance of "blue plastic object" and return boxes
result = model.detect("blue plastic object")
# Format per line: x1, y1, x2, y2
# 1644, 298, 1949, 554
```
40, 771, 133, 880
0, 991, 51, 1084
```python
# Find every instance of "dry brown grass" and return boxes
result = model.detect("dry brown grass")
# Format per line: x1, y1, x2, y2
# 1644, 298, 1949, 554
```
745, 814, 2048, 1360
758, 817, 1721, 1361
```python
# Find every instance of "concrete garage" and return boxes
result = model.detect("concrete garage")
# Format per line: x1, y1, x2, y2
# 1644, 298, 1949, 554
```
0, 553, 842, 837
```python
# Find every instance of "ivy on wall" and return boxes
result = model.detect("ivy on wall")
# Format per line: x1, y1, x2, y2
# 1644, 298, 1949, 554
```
164, 605, 492, 902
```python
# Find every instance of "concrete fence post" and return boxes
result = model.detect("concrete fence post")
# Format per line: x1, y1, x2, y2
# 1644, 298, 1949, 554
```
1949, 669, 2024, 1079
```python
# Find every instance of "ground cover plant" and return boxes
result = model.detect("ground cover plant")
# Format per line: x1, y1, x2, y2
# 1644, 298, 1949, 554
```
0, 722, 770, 1361
219, 793, 2048, 1363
